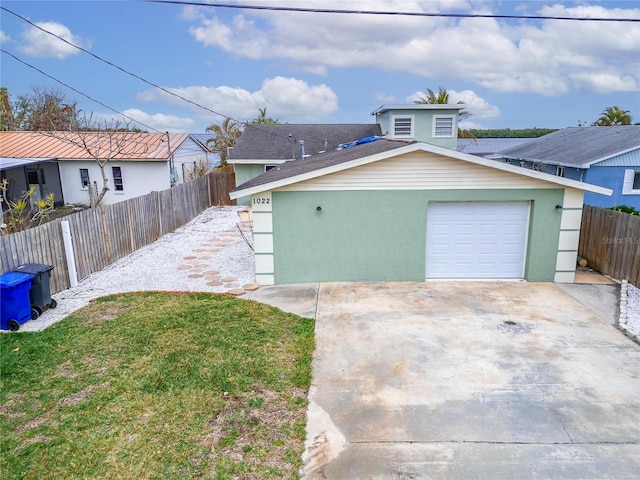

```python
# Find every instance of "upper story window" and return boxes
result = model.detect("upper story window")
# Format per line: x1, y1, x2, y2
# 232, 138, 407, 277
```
112, 166, 124, 191
622, 169, 640, 195
556, 166, 565, 177
433, 115, 455, 138
265, 165, 278, 172
80, 168, 90, 188
392, 115, 414, 138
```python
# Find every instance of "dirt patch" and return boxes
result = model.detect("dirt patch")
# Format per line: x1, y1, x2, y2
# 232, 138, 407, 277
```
20, 435, 53, 449
201, 384, 307, 478
58, 384, 106, 408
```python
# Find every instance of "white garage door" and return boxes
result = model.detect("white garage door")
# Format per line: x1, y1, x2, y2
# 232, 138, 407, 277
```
426, 202, 530, 279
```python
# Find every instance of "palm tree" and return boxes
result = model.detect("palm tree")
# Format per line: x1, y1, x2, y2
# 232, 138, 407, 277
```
414, 86, 474, 138
205, 118, 242, 165
592, 106, 632, 126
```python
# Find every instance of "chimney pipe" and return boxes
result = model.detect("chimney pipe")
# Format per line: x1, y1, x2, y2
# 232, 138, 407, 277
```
299, 139, 306, 158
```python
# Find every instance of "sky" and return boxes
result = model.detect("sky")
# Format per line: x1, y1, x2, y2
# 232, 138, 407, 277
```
1, 0, 639, 133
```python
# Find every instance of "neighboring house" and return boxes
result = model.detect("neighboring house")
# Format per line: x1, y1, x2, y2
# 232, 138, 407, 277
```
230, 137, 611, 286
0, 131, 210, 206
228, 104, 464, 205
0, 156, 64, 207
495, 126, 640, 209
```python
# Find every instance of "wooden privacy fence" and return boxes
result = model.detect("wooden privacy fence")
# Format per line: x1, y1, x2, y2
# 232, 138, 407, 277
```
578, 205, 640, 286
0, 169, 236, 294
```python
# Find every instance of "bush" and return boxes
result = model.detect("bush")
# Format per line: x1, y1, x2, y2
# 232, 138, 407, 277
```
610, 205, 640, 216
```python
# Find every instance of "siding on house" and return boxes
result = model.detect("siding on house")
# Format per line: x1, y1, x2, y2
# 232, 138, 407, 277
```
58, 160, 171, 205
277, 152, 560, 191
374, 107, 459, 150
583, 166, 640, 209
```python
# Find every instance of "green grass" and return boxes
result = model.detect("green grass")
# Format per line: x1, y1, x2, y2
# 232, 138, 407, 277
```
0, 292, 315, 479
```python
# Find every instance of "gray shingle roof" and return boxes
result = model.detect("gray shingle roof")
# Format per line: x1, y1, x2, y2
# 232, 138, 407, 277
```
228, 123, 382, 161
498, 126, 640, 167
233, 138, 412, 192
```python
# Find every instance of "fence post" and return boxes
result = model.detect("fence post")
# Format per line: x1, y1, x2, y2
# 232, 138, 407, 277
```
61, 220, 78, 287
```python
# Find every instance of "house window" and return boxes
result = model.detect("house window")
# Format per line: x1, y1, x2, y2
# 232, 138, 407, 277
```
80, 168, 90, 188
433, 115, 455, 138
622, 169, 640, 194
112, 166, 124, 191
392, 115, 414, 138
265, 165, 278, 172
26, 168, 45, 185
556, 166, 565, 177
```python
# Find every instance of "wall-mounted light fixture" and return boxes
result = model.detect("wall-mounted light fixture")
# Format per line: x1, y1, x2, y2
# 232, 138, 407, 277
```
555, 204, 563, 210
316, 205, 322, 212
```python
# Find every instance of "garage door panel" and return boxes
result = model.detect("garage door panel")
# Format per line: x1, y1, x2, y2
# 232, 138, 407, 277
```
426, 202, 529, 279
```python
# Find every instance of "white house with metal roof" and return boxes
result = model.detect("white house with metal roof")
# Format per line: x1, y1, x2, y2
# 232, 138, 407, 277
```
0, 131, 209, 206
230, 105, 611, 286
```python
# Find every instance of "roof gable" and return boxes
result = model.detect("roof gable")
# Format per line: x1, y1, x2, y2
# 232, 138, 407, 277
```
498, 126, 640, 167
230, 139, 612, 199
0, 131, 195, 161
228, 123, 382, 161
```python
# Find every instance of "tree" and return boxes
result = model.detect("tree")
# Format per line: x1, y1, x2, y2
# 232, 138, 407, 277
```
205, 117, 242, 166
205, 108, 280, 166
592, 106, 633, 126
250, 107, 279, 125
10, 87, 78, 131
414, 86, 474, 138
40, 115, 151, 206
0, 88, 14, 131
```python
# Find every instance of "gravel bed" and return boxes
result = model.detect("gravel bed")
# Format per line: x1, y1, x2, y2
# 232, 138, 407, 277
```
621, 282, 640, 340
19, 206, 255, 332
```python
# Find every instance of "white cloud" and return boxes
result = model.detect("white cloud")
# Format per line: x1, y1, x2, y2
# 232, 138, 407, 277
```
406, 88, 501, 120
0, 31, 10, 43
121, 109, 197, 133
18, 21, 91, 59
137, 76, 339, 122
185, 0, 640, 96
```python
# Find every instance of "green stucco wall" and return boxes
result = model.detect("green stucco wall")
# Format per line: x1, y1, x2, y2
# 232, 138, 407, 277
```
271, 189, 564, 284
377, 109, 458, 149
234, 164, 267, 206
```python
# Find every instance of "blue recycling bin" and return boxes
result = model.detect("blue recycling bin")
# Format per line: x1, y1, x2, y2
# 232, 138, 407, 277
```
1, 272, 35, 331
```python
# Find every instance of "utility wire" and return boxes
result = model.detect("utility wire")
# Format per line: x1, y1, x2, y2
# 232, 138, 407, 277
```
0, 6, 231, 121
1, 5, 296, 143
0, 48, 162, 133
147, 1, 640, 23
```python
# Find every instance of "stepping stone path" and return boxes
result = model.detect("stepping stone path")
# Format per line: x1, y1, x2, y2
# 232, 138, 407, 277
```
175, 209, 258, 296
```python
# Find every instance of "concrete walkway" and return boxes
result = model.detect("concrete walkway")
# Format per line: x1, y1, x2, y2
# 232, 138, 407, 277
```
251, 281, 640, 479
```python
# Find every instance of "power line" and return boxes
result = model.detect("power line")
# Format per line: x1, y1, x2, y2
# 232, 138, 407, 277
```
0, 6, 232, 121
147, 1, 640, 23
0, 48, 162, 133
1, 5, 295, 143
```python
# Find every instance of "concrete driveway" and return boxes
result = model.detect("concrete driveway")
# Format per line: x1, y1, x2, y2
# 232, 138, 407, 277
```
290, 282, 640, 479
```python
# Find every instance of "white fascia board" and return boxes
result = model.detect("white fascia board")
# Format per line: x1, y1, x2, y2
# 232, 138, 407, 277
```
230, 142, 613, 199
372, 104, 465, 115
227, 159, 288, 165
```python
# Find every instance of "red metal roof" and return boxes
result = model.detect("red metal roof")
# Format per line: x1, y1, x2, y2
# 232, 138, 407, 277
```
0, 131, 191, 161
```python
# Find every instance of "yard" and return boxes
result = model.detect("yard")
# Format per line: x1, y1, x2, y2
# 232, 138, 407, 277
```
0, 292, 315, 479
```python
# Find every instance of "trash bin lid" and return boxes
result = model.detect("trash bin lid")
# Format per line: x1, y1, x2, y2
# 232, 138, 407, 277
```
13, 263, 54, 275
0, 271, 35, 288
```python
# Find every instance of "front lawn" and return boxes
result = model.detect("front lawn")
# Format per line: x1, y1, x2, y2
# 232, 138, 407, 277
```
0, 292, 315, 479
